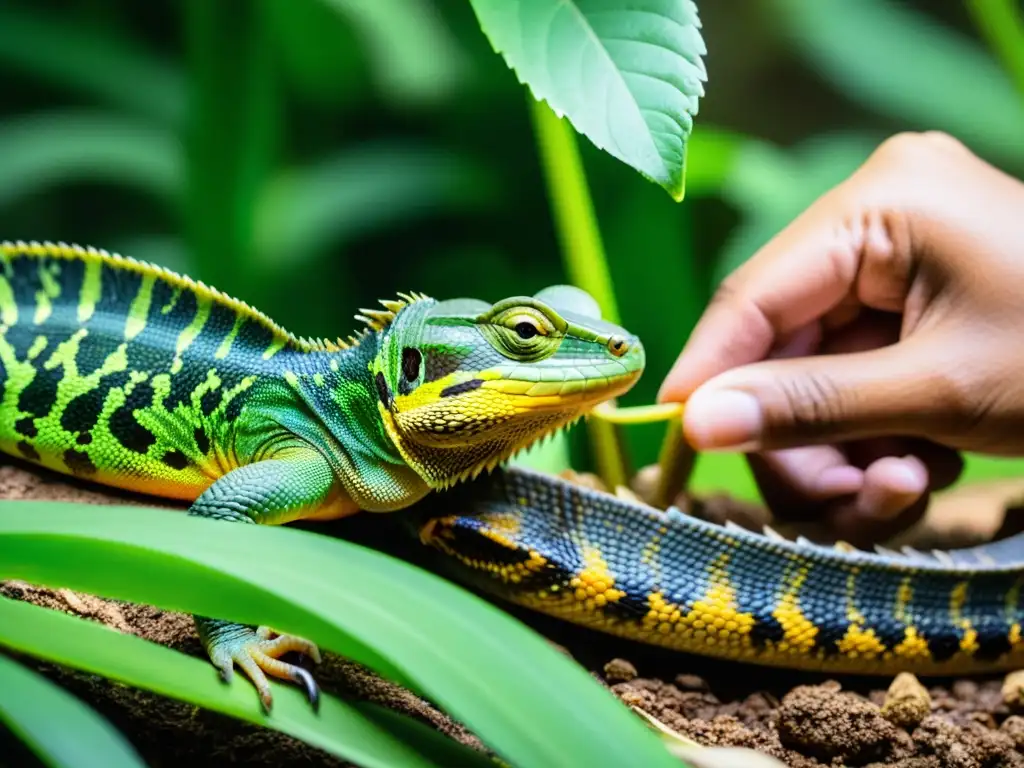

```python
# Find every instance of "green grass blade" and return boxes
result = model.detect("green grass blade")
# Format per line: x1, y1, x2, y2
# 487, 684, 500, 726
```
0, 652, 146, 768
0, 501, 678, 768
0, 111, 182, 211
0, 597, 489, 768
470, 0, 707, 199
0, 6, 184, 128
966, 0, 1024, 100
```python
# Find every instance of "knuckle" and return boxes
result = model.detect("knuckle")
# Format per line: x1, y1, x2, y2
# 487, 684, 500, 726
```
929, 366, 986, 431
706, 272, 743, 312
772, 372, 849, 440
872, 131, 966, 168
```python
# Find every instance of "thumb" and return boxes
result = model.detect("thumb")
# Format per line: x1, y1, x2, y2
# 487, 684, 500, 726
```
681, 336, 963, 452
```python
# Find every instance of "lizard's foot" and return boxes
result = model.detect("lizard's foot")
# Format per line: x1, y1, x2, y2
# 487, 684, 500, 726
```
207, 625, 322, 712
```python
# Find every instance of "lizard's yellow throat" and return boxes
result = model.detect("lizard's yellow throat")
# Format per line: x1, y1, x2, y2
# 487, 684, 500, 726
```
378, 337, 644, 488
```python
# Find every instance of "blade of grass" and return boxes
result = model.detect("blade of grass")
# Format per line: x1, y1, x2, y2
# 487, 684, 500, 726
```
965, 0, 1024, 99
0, 597, 490, 768
530, 97, 628, 488
0, 111, 182, 211
0, 651, 146, 768
184, 0, 278, 294
0, 501, 679, 768
0, 6, 185, 128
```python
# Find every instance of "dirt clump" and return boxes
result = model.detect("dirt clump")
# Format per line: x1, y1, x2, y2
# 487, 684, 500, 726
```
776, 682, 913, 765
883, 673, 933, 729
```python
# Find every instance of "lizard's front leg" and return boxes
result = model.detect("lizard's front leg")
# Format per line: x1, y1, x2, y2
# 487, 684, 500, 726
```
187, 446, 347, 712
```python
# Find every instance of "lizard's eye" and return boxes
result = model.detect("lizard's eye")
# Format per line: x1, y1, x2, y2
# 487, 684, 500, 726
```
515, 321, 539, 339
480, 304, 560, 362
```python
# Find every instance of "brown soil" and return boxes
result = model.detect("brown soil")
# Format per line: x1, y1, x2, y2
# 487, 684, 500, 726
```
3, 455, 1024, 767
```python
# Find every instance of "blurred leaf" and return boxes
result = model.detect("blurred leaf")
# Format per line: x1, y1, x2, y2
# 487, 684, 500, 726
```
470, 0, 707, 200
965, 0, 1024, 99
0, 652, 145, 768
184, 0, 280, 294
0, 111, 182, 210
0, 597, 489, 768
682, 126, 746, 197
0, 502, 679, 768
263, 0, 367, 107
319, 0, 469, 106
254, 143, 497, 268
771, 0, 1024, 167
0, 6, 185, 128
109, 236, 191, 275
714, 132, 880, 283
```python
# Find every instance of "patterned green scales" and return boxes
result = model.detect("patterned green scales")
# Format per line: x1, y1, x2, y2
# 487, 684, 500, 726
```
0, 240, 645, 709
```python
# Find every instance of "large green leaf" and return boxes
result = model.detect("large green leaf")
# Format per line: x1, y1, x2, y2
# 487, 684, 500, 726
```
0, 112, 182, 211
469, 0, 707, 200
0, 652, 145, 768
0, 597, 489, 768
0, 6, 185, 128
771, 0, 1024, 167
0, 501, 679, 768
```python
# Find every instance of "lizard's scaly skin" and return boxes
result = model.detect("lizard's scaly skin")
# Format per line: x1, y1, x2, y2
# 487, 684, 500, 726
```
0, 240, 644, 709
414, 467, 1024, 677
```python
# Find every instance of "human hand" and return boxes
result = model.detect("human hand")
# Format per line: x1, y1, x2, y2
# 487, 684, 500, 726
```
657, 132, 1024, 545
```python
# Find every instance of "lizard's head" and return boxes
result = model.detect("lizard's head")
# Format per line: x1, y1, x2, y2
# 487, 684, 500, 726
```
369, 285, 644, 489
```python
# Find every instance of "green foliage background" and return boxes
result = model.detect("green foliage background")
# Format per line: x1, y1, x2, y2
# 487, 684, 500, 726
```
1, 0, 1023, 496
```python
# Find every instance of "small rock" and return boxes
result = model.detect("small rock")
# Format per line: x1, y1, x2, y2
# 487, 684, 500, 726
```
558, 469, 608, 493
1001, 715, 1024, 749
603, 658, 637, 683
1003, 670, 1024, 710
882, 672, 932, 729
674, 673, 710, 692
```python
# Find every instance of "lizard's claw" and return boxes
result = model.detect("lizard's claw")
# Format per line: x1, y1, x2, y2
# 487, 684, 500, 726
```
210, 626, 322, 712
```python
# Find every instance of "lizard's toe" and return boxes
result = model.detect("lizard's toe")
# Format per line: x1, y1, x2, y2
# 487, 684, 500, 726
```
209, 627, 322, 712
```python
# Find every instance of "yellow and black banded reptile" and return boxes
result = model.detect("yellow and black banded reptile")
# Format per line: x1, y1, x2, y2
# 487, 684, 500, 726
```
0, 239, 1019, 714
407, 465, 1024, 677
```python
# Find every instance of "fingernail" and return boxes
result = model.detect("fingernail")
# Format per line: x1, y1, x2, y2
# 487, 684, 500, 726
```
684, 389, 763, 450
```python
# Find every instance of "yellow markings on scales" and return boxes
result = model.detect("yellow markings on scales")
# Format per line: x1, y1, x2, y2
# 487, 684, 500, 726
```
835, 569, 887, 661
890, 576, 932, 662
642, 553, 756, 653
78, 259, 102, 323
215, 313, 245, 360
124, 274, 156, 340
769, 563, 818, 656
570, 548, 625, 610
950, 580, 980, 655
0, 273, 16, 327
176, 299, 211, 355
34, 260, 61, 325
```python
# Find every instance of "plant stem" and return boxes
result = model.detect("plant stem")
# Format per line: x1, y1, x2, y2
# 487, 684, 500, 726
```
529, 99, 621, 324
966, 0, 1024, 98
184, 0, 278, 294
529, 97, 627, 488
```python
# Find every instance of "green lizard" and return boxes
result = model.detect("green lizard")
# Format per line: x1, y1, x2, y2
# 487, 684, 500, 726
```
0, 240, 644, 711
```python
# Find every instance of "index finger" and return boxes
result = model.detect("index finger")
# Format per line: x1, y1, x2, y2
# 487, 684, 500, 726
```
657, 186, 866, 403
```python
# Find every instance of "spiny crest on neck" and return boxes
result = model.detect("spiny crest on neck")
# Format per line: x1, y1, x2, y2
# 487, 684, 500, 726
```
294, 291, 432, 353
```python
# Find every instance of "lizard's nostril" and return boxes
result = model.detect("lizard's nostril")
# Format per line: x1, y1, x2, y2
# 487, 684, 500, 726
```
607, 335, 628, 357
